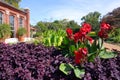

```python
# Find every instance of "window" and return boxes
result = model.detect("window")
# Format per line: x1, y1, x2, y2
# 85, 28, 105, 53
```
19, 17, 23, 27
9, 15, 15, 37
0, 12, 3, 24
10, 15, 14, 28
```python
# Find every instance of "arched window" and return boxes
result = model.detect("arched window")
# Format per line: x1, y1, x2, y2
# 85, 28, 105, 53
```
0, 12, 3, 24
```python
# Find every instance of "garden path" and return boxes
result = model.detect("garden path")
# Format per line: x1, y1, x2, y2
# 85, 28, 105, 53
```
104, 42, 120, 51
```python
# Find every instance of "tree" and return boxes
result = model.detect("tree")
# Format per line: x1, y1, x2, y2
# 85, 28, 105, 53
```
4, 0, 21, 8
67, 20, 80, 32
35, 19, 80, 35
36, 21, 47, 32
102, 7, 120, 28
48, 22, 62, 31
52, 19, 69, 30
81, 11, 101, 31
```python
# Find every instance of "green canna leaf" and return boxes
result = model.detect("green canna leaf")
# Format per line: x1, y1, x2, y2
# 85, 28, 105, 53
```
99, 50, 117, 59
74, 67, 85, 79
59, 63, 73, 75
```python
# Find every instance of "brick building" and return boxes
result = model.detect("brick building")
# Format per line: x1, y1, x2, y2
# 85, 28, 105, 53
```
0, 1, 30, 38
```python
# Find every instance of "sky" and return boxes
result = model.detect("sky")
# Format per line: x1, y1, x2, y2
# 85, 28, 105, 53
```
20, 0, 120, 25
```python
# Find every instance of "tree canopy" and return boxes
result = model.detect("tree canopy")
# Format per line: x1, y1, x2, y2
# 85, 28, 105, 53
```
81, 11, 101, 31
35, 19, 80, 32
4, 0, 21, 8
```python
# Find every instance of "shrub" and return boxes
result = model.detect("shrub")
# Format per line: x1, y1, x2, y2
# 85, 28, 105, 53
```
35, 29, 66, 46
0, 24, 11, 39
113, 36, 120, 43
108, 28, 120, 43
17, 27, 27, 36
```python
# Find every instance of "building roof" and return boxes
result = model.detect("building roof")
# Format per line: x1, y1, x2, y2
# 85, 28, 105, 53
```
0, 0, 28, 14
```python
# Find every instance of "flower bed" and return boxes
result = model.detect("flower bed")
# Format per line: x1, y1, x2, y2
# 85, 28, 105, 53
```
0, 43, 73, 80
0, 22, 120, 80
0, 43, 120, 80
83, 53, 120, 80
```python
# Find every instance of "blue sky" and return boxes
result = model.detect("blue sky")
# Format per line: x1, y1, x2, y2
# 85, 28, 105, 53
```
20, 0, 120, 25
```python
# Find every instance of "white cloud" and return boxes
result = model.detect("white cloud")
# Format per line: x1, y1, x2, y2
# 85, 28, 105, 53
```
47, 8, 87, 24
22, 0, 120, 25
103, 0, 120, 14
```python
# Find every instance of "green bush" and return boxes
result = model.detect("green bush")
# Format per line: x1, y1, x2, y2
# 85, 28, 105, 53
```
17, 27, 27, 36
42, 29, 66, 46
108, 28, 120, 43
113, 36, 120, 43
33, 32, 42, 38
34, 29, 66, 46
0, 24, 11, 39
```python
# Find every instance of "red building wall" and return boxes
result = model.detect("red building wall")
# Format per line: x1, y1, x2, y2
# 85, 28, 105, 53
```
0, 1, 30, 37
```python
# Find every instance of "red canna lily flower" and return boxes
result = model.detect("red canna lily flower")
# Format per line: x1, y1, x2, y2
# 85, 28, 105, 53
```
73, 32, 82, 43
86, 36, 94, 44
80, 23, 92, 36
74, 48, 88, 64
66, 28, 73, 39
82, 22, 92, 33
98, 30, 108, 38
82, 48, 88, 55
79, 48, 88, 55
80, 27, 87, 35
100, 22, 111, 30
74, 51, 83, 64
73, 32, 79, 43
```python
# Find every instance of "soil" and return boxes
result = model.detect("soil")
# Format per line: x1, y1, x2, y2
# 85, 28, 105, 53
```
104, 42, 120, 51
